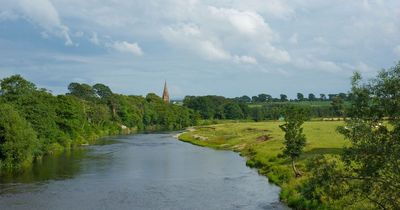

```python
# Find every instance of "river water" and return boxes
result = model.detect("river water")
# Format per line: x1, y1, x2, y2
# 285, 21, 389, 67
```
0, 133, 287, 210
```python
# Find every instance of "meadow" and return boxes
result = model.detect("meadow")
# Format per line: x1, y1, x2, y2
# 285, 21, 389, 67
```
179, 120, 349, 209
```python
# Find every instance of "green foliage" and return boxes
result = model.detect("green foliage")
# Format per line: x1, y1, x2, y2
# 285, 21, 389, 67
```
183, 95, 248, 120
279, 106, 308, 177
67, 82, 97, 101
304, 62, 400, 209
0, 74, 36, 100
330, 96, 344, 117
0, 103, 39, 171
0, 75, 196, 170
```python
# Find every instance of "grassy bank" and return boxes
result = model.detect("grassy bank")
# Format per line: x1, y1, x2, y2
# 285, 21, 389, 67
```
178, 121, 347, 209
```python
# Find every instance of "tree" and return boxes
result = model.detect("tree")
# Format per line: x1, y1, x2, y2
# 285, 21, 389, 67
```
280, 94, 288, 102
305, 63, 400, 209
308, 93, 316, 101
67, 83, 97, 101
331, 96, 344, 117
0, 103, 39, 170
93, 83, 118, 118
234, 95, 251, 103
337, 67, 400, 208
279, 106, 307, 177
0, 75, 36, 101
251, 96, 259, 103
319, 94, 326, 101
257, 94, 268, 102
297, 93, 304, 101
93, 83, 113, 99
328, 94, 337, 101
338, 92, 347, 101
224, 102, 244, 119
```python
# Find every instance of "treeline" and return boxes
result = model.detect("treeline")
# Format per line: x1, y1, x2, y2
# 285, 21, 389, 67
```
0, 75, 196, 171
184, 95, 346, 121
183, 95, 249, 120
234, 92, 350, 103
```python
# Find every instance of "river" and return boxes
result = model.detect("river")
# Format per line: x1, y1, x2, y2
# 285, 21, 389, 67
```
0, 133, 287, 210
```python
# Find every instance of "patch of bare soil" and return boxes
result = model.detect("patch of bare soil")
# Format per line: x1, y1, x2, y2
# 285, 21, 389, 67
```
256, 135, 271, 141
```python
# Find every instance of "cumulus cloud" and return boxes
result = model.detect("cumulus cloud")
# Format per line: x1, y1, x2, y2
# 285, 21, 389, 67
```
208, 6, 276, 38
260, 43, 291, 64
162, 24, 229, 60
162, 23, 256, 64
110, 41, 143, 56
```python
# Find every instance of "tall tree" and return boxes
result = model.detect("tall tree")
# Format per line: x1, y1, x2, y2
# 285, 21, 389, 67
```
320, 93, 326, 101
331, 96, 344, 117
67, 83, 97, 101
279, 106, 307, 177
308, 93, 316, 101
280, 94, 288, 102
297, 93, 304, 101
257, 94, 268, 102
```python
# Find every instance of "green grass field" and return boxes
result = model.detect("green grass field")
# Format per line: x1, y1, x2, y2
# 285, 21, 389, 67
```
179, 121, 348, 209
248, 101, 334, 108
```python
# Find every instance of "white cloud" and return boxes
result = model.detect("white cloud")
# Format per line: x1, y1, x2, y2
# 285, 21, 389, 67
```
208, 6, 275, 38
4, 0, 74, 46
233, 55, 257, 64
110, 41, 143, 56
161, 24, 230, 60
260, 43, 291, 64
162, 23, 257, 64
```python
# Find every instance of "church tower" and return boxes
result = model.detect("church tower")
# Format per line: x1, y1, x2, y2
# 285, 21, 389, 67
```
162, 81, 170, 103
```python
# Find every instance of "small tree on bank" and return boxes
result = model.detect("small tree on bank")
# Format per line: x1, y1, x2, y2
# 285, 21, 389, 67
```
279, 106, 307, 177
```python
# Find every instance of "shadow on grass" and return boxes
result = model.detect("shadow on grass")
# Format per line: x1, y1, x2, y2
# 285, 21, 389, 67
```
280, 147, 343, 165
299, 148, 343, 161
304, 147, 343, 156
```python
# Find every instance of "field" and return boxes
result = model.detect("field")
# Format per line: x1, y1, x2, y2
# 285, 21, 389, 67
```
247, 101, 334, 108
179, 121, 349, 209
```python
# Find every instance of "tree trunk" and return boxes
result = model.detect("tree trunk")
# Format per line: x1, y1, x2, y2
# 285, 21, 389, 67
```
292, 159, 302, 177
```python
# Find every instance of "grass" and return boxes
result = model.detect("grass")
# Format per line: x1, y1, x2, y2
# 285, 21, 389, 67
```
178, 120, 348, 209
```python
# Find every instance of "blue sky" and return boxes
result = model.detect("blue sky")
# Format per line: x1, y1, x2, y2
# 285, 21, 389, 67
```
0, 0, 399, 99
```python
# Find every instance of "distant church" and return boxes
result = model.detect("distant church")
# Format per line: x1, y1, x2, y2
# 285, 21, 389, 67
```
162, 81, 170, 103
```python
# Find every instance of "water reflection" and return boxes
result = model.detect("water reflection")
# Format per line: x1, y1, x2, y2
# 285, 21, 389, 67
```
0, 133, 288, 210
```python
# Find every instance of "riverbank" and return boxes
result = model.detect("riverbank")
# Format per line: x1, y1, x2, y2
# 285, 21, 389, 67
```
177, 121, 347, 209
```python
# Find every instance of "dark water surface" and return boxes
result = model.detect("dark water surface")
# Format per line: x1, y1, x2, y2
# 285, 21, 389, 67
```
0, 133, 287, 210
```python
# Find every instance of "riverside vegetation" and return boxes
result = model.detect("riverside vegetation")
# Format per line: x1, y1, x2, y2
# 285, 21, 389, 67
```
0, 75, 196, 171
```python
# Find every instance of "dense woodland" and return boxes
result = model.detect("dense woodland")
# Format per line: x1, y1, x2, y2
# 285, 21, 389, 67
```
0, 75, 196, 171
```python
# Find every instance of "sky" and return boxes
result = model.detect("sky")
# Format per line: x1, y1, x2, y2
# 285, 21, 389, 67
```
0, 0, 399, 99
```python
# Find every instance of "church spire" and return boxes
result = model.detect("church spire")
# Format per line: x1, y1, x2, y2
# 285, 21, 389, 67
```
162, 81, 170, 102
